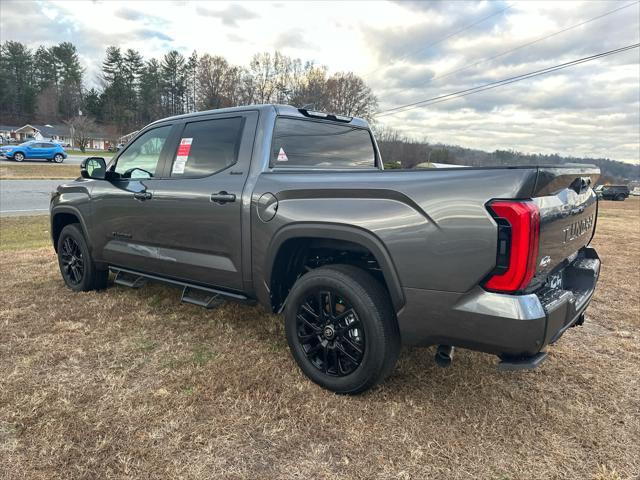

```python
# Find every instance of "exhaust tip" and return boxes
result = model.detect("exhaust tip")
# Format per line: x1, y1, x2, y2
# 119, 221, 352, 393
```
435, 345, 454, 368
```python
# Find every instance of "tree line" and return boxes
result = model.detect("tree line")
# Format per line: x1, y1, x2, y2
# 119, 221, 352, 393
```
0, 41, 378, 136
376, 128, 639, 183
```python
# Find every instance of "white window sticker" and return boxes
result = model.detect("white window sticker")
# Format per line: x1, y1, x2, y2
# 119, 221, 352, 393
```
277, 147, 288, 162
172, 138, 193, 174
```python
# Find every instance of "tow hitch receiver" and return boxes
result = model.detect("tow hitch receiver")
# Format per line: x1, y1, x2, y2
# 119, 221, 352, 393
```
497, 352, 548, 371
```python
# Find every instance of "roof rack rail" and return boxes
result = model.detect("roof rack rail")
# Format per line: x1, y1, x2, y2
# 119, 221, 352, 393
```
298, 108, 353, 123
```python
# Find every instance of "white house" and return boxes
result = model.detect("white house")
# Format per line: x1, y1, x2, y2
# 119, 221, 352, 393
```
8, 124, 110, 149
0, 125, 20, 143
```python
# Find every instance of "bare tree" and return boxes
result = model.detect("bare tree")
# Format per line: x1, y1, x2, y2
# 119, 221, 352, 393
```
197, 54, 237, 110
325, 72, 377, 120
66, 115, 97, 152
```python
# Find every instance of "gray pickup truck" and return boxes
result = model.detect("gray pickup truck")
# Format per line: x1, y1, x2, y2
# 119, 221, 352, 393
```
50, 105, 601, 394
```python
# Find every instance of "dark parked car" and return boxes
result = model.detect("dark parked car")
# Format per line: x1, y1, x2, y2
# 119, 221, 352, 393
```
50, 105, 601, 393
1, 140, 67, 162
595, 185, 630, 201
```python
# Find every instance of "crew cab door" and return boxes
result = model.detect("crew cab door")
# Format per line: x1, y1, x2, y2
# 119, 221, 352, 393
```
135, 111, 258, 291
90, 123, 178, 273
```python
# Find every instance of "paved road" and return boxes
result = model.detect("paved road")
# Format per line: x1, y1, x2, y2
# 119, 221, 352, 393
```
0, 179, 66, 216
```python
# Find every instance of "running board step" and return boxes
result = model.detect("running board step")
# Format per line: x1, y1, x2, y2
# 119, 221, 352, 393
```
497, 352, 548, 371
181, 286, 224, 309
109, 267, 251, 308
114, 270, 147, 288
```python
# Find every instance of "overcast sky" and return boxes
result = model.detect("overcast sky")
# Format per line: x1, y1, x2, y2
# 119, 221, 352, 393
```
1, 0, 639, 163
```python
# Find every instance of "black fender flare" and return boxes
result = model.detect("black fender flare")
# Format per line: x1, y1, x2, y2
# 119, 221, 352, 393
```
50, 205, 91, 252
265, 222, 405, 312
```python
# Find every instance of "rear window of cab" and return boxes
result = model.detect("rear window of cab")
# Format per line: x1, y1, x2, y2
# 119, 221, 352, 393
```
271, 117, 376, 169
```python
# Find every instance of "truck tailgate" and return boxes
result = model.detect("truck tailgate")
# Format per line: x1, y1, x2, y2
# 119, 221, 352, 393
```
530, 166, 599, 286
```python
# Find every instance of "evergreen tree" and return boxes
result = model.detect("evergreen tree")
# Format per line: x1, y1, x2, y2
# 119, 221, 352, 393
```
83, 88, 102, 119
33, 46, 58, 92
52, 42, 83, 119
100, 46, 127, 131
0, 41, 36, 122
139, 58, 163, 124
160, 50, 186, 116
186, 51, 198, 113
122, 48, 144, 124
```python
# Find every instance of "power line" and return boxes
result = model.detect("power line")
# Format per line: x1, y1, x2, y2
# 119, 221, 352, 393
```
363, 3, 514, 79
377, 0, 639, 103
374, 43, 640, 118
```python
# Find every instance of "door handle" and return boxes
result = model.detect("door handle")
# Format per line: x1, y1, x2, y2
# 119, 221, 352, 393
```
210, 191, 236, 204
133, 191, 152, 201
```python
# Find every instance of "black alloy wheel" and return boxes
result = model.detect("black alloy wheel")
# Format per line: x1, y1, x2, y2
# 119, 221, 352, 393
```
284, 264, 400, 394
60, 235, 85, 286
56, 223, 109, 292
296, 289, 365, 376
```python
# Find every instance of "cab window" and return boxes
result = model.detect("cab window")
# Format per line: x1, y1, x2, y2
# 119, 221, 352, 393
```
169, 117, 245, 178
271, 118, 376, 169
114, 126, 171, 178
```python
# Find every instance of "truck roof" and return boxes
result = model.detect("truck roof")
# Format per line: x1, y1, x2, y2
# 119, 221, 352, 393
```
149, 104, 370, 129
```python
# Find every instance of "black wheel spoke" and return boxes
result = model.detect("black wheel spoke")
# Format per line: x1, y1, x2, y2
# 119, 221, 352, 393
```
326, 291, 335, 318
322, 346, 329, 373
330, 347, 339, 373
62, 238, 72, 256
340, 335, 363, 356
301, 302, 319, 319
297, 314, 321, 333
317, 291, 326, 321
298, 332, 318, 342
336, 341, 360, 364
306, 342, 323, 356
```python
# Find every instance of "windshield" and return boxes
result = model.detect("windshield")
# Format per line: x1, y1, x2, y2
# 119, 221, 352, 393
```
19, 141, 34, 146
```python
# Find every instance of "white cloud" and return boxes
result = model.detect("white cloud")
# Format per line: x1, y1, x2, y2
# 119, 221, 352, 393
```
0, 0, 638, 162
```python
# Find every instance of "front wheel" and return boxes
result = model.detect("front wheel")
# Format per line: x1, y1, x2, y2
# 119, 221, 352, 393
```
53, 153, 64, 163
57, 223, 109, 292
13, 152, 24, 162
284, 264, 400, 394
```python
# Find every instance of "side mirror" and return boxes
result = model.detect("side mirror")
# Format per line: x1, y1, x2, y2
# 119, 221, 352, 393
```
80, 157, 107, 179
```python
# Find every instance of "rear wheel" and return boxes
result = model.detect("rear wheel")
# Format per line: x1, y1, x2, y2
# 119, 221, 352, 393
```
615, 194, 625, 201
13, 152, 24, 162
284, 264, 400, 394
53, 153, 64, 163
57, 223, 108, 292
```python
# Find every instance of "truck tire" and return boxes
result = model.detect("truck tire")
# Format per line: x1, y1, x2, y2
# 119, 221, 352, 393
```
615, 194, 625, 201
57, 223, 109, 292
284, 264, 400, 394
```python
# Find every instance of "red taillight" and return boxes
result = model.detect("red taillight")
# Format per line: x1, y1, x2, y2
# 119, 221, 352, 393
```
484, 200, 540, 293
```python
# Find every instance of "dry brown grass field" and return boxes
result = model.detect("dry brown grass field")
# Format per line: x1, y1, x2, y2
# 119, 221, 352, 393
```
1, 199, 638, 479
0, 163, 79, 180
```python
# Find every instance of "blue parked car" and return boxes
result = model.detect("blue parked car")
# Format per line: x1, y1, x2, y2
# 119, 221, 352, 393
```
0, 140, 68, 163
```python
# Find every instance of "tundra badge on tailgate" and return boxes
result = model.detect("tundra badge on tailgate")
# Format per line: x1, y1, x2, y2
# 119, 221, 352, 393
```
562, 214, 594, 243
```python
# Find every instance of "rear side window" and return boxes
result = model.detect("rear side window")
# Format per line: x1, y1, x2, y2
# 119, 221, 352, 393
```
170, 117, 245, 178
271, 118, 376, 169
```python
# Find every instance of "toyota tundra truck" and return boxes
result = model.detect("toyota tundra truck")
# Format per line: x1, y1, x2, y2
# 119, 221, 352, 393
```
50, 104, 601, 394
